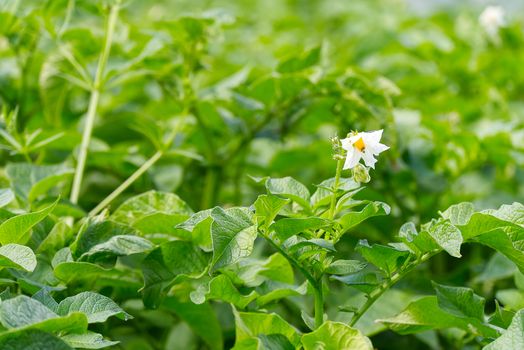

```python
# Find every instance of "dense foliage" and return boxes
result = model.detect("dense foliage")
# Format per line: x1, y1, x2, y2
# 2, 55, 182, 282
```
0, 0, 523, 349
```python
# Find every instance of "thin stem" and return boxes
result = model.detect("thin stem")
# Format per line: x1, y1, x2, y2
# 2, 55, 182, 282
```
89, 123, 182, 216
328, 158, 344, 220
70, 2, 120, 204
89, 150, 162, 216
349, 250, 439, 327
313, 282, 324, 329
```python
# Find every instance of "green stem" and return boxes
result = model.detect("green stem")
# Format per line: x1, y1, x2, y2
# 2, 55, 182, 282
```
89, 150, 162, 216
313, 282, 324, 329
70, 1, 120, 204
328, 158, 344, 220
201, 165, 220, 209
349, 250, 438, 327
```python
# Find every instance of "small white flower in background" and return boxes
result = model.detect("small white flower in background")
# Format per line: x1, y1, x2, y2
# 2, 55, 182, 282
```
341, 130, 389, 170
479, 6, 506, 38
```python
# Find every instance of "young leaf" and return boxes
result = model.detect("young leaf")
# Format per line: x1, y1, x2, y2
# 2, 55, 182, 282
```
264, 177, 311, 212
427, 221, 462, 258
440, 202, 475, 225
356, 240, 410, 275
483, 309, 524, 350
60, 332, 119, 349
233, 310, 301, 348
190, 275, 258, 309
0, 199, 58, 245
338, 202, 390, 233
141, 241, 210, 308
325, 260, 367, 275
270, 217, 329, 241
301, 321, 373, 350
432, 282, 485, 320
57, 292, 132, 323
111, 190, 193, 224
254, 194, 289, 231
0, 329, 74, 350
378, 296, 498, 338
210, 207, 257, 271
0, 244, 37, 272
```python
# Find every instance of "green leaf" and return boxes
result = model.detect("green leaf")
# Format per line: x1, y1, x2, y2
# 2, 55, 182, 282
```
301, 321, 373, 350
60, 332, 119, 349
162, 297, 223, 350
255, 282, 307, 307
79, 235, 154, 261
54, 262, 140, 288
0, 329, 74, 350
338, 202, 390, 233
378, 296, 498, 338
5, 163, 73, 203
141, 241, 210, 308
277, 46, 321, 73
233, 310, 301, 348
474, 229, 524, 274
0, 189, 14, 208
426, 221, 462, 258
330, 271, 380, 294
484, 202, 524, 227
432, 282, 485, 320
440, 202, 475, 225
190, 275, 258, 309
325, 260, 367, 275
484, 309, 524, 350
112, 190, 193, 224
264, 177, 311, 212
311, 177, 360, 208
57, 292, 132, 323
37, 220, 72, 254
0, 295, 87, 334
0, 199, 58, 245
356, 240, 410, 275
270, 217, 329, 241
70, 219, 138, 259
210, 207, 257, 271
0, 244, 37, 272
254, 194, 289, 232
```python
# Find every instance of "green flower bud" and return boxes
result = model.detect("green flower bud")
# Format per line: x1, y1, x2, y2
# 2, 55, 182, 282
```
352, 163, 370, 183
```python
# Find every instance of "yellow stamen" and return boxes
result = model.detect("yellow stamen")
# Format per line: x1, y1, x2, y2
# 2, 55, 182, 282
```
354, 137, 365, 152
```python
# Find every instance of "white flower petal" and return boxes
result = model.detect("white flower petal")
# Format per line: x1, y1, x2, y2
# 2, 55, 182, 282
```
362, 130, 383, 144
340, 137, 352, 150
361, 150, 377, 168
367, 142, 389, 155
344, 148, 362, 169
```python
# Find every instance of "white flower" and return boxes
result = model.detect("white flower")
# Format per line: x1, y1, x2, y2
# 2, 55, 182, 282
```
479, 6, 506, 37
340, 130, 389, 170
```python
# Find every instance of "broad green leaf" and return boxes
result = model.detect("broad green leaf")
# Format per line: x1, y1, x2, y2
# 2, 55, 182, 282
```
489, 300, 516, 329
330, 271, 381, 294
0, 329, 73, 350
458, 212, 523, 240
473, 229, 524, 274
270, 217, 330, 241
440, 202, 475, 225
141, 241, 210, 308
0, 189, 14, 208
311, 177, 360, 208
301, 321, 373, 350
57, 292, 132, 323
356, 240, 410, 275
132, 212, 189, 239
112, 190, 193, 224
496, 289, 524, 311
0, 199, 58, 245
432, 282, 485, 320
54, 262, 140, 288
484, 309, 524, 350
210, 207, 257, 271
60, 332, 119, 349
325, 259, 367, 275
32, 289, 58, 312
176, 210, 213, 251
484, 203, 524, 228
0, 295, 87, 334
264, 177, 311, 212
427, 221, 462, 258
277, 46, 321, 73
79, 235, 154, 261
191, 275, 258, 309
70, 219, 138, 259
5, 163, 73, 203
254, 194, 289, 231
255, 281, 307, 307
37, 220, 72, 254
378, 296, 498, 338
0, 244, 37, 272
163, 297, 223, 350
234, 310, 301, 347
338, 202, 390, 233
222, 253, 295, 287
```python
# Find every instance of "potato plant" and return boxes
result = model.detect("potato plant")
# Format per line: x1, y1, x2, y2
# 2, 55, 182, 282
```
0, 0, 523, 349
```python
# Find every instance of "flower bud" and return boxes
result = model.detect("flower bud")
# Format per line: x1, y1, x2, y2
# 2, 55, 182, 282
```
352, 163, 371, 183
